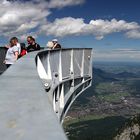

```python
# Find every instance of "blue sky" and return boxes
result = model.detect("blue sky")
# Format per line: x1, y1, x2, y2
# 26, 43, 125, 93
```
49, 0, 140, 21
0, 0, 140, 61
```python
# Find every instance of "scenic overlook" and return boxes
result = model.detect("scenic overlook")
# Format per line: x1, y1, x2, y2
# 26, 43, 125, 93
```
64, 62, 140, 140
0, 0, 140, 140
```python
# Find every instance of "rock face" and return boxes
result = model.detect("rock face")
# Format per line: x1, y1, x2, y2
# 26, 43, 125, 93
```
114, 115, 140, 140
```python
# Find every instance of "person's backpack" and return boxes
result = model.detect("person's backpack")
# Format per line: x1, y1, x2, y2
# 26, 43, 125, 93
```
18, 43, 27, 58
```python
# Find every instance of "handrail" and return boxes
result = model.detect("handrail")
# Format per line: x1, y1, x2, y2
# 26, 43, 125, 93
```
0, 48, 93, 140
36, 48, 92, 122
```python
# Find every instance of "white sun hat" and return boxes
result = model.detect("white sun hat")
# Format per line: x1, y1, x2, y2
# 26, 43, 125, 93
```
46, 41, 54, 48
52, 39, 58, 42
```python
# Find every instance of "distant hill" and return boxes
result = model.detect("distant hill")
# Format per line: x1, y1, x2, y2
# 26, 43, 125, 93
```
93, 68, 139, 84
75, 67, 139, 104
115, 71, 138, 78
93, 67, 118, 85
76, 68, 118, 102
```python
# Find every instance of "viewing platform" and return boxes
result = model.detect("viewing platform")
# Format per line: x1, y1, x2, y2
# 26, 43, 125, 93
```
0, 48, 93, 140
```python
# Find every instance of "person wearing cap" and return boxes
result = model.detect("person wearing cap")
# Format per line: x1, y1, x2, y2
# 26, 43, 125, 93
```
52, 39, 61, 49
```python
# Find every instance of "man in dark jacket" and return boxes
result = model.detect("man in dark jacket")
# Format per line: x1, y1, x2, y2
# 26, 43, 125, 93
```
26, 36, 40, 52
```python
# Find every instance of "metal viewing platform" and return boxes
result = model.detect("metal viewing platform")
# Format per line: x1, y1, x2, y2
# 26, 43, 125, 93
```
0, 48, 92, 140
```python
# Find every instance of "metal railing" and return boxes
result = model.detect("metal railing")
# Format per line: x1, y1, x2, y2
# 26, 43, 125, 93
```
36, 48, 93, 122
0, 48, 93, 140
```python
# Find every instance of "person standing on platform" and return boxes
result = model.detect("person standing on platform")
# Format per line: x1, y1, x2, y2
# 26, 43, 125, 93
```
26, 36, 40, 52
4, 38, 19, 68
5, 37, 21, 55
12, 37, 21, 55
52, 39, 61, 49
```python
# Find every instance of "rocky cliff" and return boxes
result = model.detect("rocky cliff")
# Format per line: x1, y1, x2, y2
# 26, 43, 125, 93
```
114, 115, 140, 140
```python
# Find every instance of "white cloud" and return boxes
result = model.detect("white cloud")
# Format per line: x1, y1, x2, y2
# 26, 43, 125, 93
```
0, 0, 50, 38
2, 0, 10, 5
0, 0, 85, 41
19, 32, 38, 41
125, 30, 140, 39
0, 0, 140, 42
40, 17, 87, 36
90, 19, 139, 32
40, 17, 140, 40
94, 49, 140, 61
113, 48, 140, 52
89, 19, 140, 39
47, 0, 85, 8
